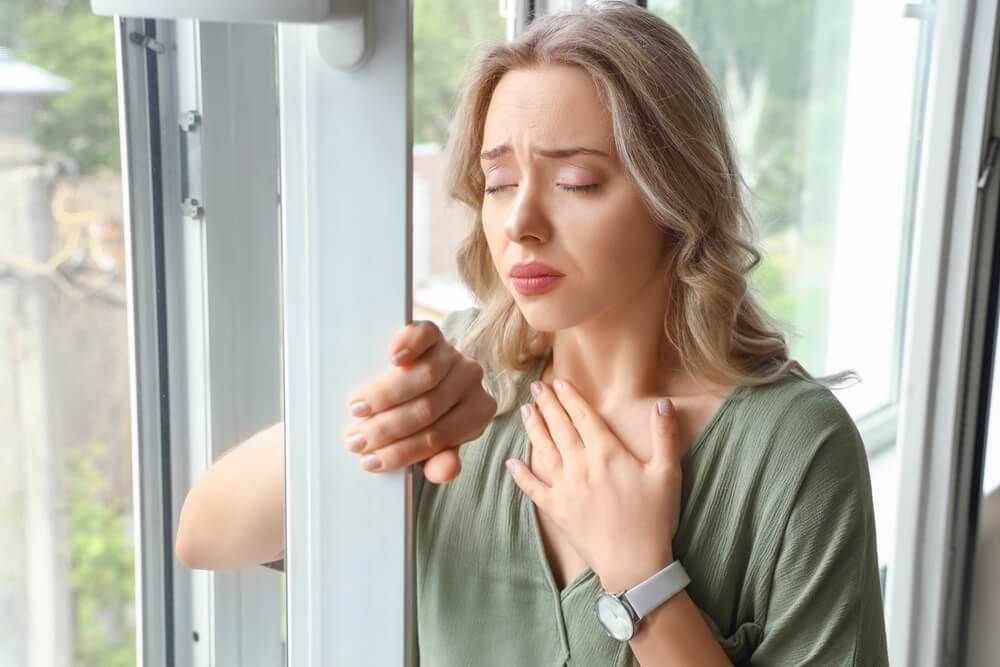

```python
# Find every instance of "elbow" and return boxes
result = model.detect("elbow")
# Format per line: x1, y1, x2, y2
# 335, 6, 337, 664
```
175, 490, 214, 570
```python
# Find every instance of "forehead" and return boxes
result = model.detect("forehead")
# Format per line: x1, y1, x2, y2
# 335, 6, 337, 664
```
482, 64, 612, 150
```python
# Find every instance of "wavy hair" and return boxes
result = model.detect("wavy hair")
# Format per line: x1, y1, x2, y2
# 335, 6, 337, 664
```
443, 0, 859, 416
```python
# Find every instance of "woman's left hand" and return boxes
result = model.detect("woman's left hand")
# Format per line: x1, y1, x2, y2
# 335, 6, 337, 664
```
506, 378, 686, 593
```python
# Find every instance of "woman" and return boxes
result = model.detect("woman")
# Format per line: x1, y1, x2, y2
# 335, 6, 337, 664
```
176, 2, 889, 665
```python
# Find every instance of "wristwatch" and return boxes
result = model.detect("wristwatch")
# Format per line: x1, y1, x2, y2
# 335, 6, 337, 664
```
593, 560, 690, 641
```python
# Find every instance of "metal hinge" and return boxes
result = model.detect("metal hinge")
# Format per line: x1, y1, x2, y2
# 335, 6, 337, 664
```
977, 136, 999, 190
128, 31, 166, 54
179, 110, 204, 219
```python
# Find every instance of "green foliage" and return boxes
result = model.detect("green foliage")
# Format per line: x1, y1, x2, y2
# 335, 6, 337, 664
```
66, 441, 136, 667
13, 1, 120, 174
414, 0, 506, 145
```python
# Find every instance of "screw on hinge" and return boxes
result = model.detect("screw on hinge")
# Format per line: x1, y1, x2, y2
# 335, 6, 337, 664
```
180, 111, 202, 132
128, 31, 166, 54
181, 197, 204, 219
978, 136, 1000, 190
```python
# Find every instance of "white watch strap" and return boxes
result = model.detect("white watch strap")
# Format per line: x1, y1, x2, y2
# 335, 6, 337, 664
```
622, 560, 690, 620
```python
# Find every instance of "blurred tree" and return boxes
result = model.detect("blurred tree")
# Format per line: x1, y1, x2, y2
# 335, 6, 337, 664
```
12, 0, 119, 174
67, 441, 135, 667
414, 0, 505, 146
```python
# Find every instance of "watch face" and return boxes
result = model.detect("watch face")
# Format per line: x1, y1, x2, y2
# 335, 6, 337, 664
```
594, 593, 635, 641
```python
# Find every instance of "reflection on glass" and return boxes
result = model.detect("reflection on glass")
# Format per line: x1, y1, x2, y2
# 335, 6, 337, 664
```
0, 4, 134, 666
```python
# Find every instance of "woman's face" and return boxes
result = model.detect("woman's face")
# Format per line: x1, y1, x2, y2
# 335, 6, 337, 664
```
480, 64, 667, 331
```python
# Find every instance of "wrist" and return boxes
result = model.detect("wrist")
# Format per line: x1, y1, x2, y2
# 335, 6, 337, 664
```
599, 550, 674, 593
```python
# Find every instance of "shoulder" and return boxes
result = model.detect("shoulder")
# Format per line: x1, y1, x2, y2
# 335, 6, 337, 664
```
726, 374, 871, 520
737, 373, 865, 465
438, 306, 481, 345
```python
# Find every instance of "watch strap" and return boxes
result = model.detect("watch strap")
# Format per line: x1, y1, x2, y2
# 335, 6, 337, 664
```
622, 560, 689, 620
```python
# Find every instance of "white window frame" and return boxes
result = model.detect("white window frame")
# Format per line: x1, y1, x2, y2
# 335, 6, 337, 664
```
887, 0, 1000, 664
115, 14, 285, 667
276, 6, 416, 663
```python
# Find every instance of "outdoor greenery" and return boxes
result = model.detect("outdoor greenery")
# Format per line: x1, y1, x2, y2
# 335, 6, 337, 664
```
11, 0, 120, 174
67, 442, 136, 667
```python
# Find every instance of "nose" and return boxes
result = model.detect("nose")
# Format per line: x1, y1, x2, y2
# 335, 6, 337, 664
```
504, 177, 551, 245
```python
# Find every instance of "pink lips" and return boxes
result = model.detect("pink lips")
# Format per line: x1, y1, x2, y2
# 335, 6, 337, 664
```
510, 261, 564, 296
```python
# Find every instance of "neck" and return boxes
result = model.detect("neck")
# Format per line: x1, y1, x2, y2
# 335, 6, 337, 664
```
540, 279, 698, 412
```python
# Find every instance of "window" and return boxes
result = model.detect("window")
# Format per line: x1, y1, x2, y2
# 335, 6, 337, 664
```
0, 5, 135, 665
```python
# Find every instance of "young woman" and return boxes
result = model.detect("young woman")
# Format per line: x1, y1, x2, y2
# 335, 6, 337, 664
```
176, 3, 889, 665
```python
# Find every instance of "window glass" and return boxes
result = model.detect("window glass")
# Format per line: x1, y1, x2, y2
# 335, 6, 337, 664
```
413, 0, 506, 322
646, 0, 931, 591
0, 2, 134, 665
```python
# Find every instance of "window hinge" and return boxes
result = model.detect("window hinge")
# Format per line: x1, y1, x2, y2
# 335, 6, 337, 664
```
977, 136, 999, 190
179, 110, 204, 219
128, 31, 166, 55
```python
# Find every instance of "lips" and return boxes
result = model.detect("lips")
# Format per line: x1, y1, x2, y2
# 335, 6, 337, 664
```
510, 261, 564, 278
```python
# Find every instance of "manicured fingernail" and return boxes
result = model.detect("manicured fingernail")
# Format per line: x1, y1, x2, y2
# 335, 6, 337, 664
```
392, 348, 411, 365
505, 459, 517, 474
361, 453, 382, 471
553, 379, 564, 393
531, 381, 542, 397
346, 433, 366, 452
520, 404, 531, 421
349, 400, 371, 417
657, 398, 672, 417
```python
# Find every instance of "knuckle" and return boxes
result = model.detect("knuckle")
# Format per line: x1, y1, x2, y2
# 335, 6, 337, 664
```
423, 428, 445, 452
415, 362, 439, 388
412, 396, 437, 425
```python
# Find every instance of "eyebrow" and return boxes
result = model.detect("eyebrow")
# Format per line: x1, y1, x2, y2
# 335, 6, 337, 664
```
479, 143, 610, 161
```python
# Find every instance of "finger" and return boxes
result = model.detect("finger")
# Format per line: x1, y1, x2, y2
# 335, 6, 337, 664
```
346, 354, 481, 452
346, 341, 458, 416
530, 380, 583, 454
550, 379, 619, 456
420, 449, 462, 484
520, 402, 562, 474
387, 319, 443, 367
649, 398, 682, 469
355, 392, 494, 472
505, 457, 551, 510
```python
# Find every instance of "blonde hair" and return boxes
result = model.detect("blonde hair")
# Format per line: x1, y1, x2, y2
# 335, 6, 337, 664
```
444, 0, 859, 416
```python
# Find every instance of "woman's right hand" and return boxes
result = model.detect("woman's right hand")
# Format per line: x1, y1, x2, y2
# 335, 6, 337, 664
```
343, 318, 497, 484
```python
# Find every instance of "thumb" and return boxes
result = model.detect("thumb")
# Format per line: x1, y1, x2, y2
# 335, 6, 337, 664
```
650, 397, 681, 468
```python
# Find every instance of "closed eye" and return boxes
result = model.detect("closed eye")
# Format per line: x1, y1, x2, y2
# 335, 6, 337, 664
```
483, 183, 600, 195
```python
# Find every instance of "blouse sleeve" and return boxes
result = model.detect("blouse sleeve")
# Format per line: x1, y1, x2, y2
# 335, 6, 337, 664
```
750, 409, 889, 666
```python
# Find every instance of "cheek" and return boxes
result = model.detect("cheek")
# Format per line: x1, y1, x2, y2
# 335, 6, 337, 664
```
481, 213, 505, 264
574, 197, 662, 281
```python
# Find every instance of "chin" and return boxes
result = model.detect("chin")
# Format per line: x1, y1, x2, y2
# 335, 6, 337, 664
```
516, 301, 582, 333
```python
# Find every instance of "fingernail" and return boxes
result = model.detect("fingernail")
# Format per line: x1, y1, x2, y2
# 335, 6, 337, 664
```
349, 400, 371, 417
361, 453, 382, 471
346, 433, 367, 452
505, 459, 517, 474
520, 404, 531, 421
553, 379, 564, 393
392, 348, 411, 365
531, 381, 543, 397
657, 398, 672, 417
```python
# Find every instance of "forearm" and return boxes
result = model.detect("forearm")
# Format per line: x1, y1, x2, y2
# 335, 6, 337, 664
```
628, 590, 732, 666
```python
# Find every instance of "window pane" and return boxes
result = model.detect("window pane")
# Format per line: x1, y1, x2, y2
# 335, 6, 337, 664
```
647, 0, 931, 598
0, 5, 134, 666
413, 0, 506, 322
648, 0, 927, 420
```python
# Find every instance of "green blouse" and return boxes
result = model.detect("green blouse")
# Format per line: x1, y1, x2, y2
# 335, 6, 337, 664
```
412, 307, 889, 666
262, 306, 889, 665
